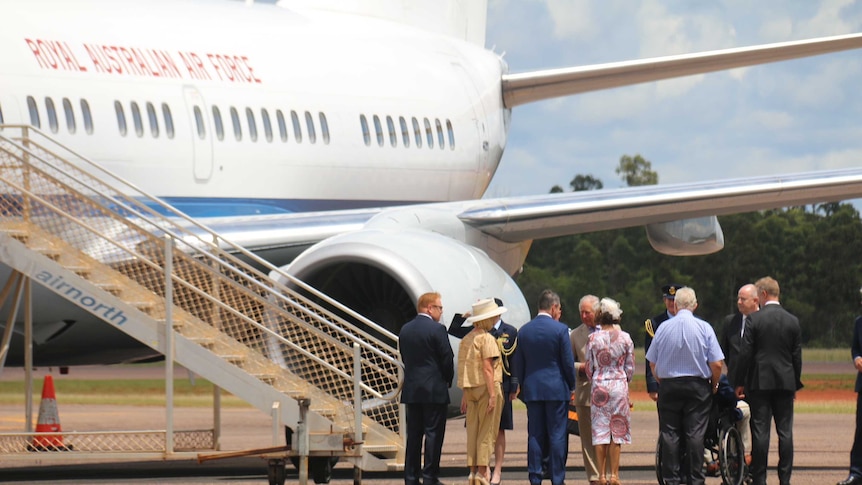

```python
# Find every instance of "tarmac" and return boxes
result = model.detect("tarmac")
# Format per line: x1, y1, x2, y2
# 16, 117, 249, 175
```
0, 364, 856, 484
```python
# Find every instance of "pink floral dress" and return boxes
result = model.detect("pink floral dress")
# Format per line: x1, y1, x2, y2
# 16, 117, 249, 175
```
586, 328, 635, 445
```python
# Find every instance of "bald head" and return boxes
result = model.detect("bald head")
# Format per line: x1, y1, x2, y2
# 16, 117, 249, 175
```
737, 284, 759, 316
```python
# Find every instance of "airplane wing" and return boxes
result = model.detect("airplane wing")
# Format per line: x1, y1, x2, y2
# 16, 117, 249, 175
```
458, 167, 862, 242
199, 167, 862, 257
502, 32, 862, 107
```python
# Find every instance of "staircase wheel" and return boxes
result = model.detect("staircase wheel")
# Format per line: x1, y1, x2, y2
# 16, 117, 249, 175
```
267, 459, 286, 485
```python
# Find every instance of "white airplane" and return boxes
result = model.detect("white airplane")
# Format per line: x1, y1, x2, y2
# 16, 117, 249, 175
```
2, 0, 862, 376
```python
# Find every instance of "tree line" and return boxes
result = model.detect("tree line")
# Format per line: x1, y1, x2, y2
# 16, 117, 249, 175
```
515, 155, 862, 348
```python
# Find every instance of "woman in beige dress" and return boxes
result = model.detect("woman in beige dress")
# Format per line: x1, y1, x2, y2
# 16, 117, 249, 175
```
458, 299, 506, 485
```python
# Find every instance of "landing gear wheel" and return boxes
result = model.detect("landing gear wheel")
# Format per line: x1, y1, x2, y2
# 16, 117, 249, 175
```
267, 458, 286, 485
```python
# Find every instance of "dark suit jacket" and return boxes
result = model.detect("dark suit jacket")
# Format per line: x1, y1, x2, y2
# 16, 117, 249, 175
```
512, 314, 575, 402
644, 310, 671, 393
853, 316, 862, 392
720, 312, 745, 386
490, 321, 519, 394
399, 314, 454, 404
735, 303, 803, 392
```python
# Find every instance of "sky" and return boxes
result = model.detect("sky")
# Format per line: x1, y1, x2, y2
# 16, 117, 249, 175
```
482, 0, 862, 201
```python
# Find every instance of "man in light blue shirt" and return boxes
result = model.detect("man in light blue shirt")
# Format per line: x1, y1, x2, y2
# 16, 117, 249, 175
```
646, 287, 724, 485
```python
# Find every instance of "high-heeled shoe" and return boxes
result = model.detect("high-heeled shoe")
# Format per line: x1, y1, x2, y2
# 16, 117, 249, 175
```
608, 474, 620, 485
474, 474, 491, 485
597, 475, 607, 485
467, 472, 476, 485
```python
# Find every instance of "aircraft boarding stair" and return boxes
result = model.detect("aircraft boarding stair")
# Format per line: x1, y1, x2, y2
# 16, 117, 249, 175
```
0, 125, 405, 476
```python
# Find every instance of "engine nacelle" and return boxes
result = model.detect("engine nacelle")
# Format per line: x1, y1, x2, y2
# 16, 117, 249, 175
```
271, 217, 531, 410
645, 216, 725, 256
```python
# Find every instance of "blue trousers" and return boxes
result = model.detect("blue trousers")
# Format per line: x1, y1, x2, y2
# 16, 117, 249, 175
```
525, 400, 568, 485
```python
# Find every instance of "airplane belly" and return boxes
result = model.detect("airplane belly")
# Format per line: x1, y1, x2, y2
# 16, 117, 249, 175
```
0, 263, 157, 366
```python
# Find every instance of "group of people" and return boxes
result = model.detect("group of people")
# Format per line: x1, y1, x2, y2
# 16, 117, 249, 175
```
398, 276, 804, 485
645, 277, 802, 485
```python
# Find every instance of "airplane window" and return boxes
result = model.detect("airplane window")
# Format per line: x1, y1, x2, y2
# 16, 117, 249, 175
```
81, 100, 93, 134
424, 118, 433, 148
45, 97, 59, 133
162, 103, 174, 139
230, 107, 242, 141
373, 115, 383, 147
114, 100, 126, 136
435, 118, 444, 149
193, 105, 205, 139
290, 110, 302, 143
319, 112, 329, 145
261, 108, 272, 143
27, 96, 41, 128
399, 116, 409, 147
146, 102, 159, 138
246, 108, 258, 142
130, 102, 143, 138
412, 117, 421, 148
386, 116, 396, 147
446, 119, 455, 149
276, 110, 287, 142
62, 98, 76, 134
212, 106, 224, 141
305, 111, 316, 144
360, 114, 370, 146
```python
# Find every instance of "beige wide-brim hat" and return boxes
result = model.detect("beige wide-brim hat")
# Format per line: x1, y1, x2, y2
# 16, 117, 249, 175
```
464, 298, 507, 324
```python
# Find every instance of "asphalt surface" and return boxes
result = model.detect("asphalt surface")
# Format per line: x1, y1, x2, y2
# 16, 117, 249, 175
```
0, 364, 856, 484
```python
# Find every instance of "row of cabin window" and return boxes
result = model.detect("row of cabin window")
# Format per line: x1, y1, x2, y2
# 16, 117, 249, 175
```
26, 96, 95, 135
190, 105, 331, 145
114, 101, 176, 139
360, 115, 455, 150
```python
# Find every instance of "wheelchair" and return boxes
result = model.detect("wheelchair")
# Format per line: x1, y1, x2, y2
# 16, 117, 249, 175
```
655, 399, 747, 485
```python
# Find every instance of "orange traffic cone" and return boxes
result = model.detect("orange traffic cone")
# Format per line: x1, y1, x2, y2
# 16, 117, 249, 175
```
28, 375, 70, 451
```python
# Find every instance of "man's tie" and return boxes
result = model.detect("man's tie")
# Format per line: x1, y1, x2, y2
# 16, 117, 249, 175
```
741, 316, 749, 338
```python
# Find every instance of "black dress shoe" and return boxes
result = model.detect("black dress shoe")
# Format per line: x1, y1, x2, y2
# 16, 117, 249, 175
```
837, 476, 862, 485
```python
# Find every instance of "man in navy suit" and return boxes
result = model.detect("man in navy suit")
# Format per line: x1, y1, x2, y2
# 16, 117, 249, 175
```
734, 277, 803, 485
837, 290, 862, 485
512, 289, 576, 485
400, 292, 455, 485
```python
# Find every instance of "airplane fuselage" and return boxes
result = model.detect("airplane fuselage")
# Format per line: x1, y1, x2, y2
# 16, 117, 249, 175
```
1, 0, 509, 217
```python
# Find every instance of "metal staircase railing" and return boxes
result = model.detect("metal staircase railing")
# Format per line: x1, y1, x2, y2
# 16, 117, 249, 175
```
0, 124, 405, 467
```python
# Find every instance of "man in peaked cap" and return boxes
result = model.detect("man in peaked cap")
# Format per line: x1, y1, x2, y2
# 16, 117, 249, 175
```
644, 284, 681, 402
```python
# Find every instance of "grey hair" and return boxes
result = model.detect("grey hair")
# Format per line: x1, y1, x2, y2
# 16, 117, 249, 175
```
674, 287, 697, 311
579, 294, 599, 311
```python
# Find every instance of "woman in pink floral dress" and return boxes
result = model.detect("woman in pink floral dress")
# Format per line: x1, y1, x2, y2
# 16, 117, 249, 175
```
586, 297, 634, 485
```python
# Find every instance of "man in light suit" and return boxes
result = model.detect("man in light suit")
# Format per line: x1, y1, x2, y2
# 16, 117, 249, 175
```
734, 277, 803, 485
569, 294, 602, 485
837, 290, 862, 485
512, 289, 576, 485
399, 292, 455, 485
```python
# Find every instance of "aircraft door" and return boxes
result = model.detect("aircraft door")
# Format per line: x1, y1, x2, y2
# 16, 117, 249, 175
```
182, 86, 214, 181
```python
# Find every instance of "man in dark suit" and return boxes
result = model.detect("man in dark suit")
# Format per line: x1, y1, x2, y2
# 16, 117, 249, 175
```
512, 289, 576, 485
837, 293, 862, 485
644, 284, 681, 402
720, 283, 757, 464
734, 276, 803, 485
400, 292, 455, 485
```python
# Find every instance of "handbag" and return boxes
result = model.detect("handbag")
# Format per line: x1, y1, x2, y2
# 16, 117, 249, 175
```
567, 403, 580, 435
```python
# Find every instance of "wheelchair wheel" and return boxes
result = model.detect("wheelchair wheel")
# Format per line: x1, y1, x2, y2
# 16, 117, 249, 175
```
655, 438, 666, 485
719, 425, 745, 485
